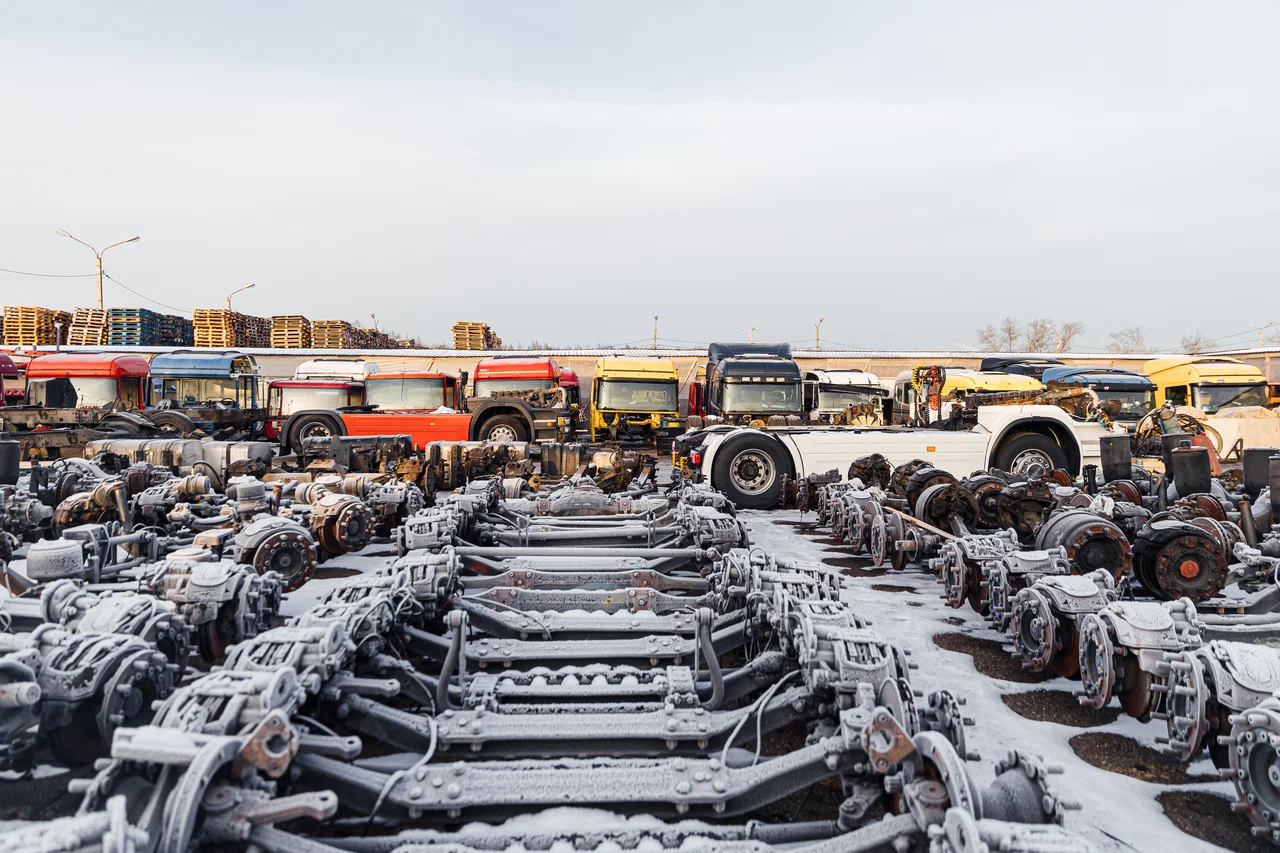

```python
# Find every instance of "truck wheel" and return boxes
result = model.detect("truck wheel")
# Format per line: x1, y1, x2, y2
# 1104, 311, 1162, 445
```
148, 411, 197, 436
993, 432, 1068, 480
712, 434, 786, 510
286, 414, 340, 452
478, 415, 528, 443
100, 417, 144, 439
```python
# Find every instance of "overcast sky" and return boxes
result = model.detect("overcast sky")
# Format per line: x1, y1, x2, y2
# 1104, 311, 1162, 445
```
0, 2, 1276, 352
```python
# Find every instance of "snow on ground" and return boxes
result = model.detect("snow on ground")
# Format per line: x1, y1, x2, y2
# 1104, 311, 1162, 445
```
262, 501, 1237, 851
741, 508, 1233, 853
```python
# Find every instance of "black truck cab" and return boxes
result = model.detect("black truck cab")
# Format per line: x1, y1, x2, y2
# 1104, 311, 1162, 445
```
689, 342, 803, 425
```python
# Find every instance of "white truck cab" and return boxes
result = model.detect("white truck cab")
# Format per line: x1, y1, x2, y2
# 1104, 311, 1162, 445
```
681, 404, 1115, 509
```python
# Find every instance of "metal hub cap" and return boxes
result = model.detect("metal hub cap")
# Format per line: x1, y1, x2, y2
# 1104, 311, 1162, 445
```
1008, 449, 1053, 480
729, 450, 775, 495
487, 425, 518, 442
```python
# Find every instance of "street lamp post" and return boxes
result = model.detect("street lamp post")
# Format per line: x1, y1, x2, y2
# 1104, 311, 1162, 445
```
55, 231, 140, 310
813, 317, 825, 351
226, 283, 256, 311
741, 327, 760, 343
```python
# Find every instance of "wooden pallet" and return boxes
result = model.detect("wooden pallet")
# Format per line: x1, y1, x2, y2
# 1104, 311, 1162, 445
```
3, 306, 72, 345
68, 307, 108, 345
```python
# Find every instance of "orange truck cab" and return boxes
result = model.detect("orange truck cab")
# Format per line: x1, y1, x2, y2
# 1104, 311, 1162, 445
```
278, 364, 574, 452
265, 380, 366, 440
471, 356, 560, 398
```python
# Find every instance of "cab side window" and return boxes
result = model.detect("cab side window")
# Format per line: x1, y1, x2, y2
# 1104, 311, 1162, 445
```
1166, 385, 1188, 406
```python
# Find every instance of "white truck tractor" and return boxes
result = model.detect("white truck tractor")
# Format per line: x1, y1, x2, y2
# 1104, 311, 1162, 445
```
677, 404, 1117, 509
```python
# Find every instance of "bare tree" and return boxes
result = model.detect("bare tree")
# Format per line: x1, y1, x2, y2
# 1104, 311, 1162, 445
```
1054, 321, 1085, 352
976, 317, 1086, 353
1023, 319, 1055, 353
976, 317, 1021, 352
1180, 330, 1212, 355
1107, 326, 1150, 354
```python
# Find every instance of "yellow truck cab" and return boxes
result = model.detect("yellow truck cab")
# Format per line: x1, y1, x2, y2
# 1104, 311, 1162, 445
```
1143, 357, 1268, 414
891, 368, 1043, 424
589, 357, 683, 442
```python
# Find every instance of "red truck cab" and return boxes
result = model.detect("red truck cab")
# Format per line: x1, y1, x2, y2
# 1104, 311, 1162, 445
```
471, 356, 559, 397
24, 353, 150, 409
364, 372, 461, 411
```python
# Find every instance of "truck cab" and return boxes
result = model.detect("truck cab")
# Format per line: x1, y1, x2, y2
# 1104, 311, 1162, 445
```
558, 368, 581, 408
471, 356, 559, 398
589, 357, 683, 442
23, 353, 150, 411
802, 369, 889, 425
265, 358, 379, 439
0, 353, 23, 405
891, 368, 1043, 425
689, 343, 803, 425
363, 372, 463, 411
148, 350, 264, 437
979, 356, 1065, 379
1143, 356, 1268, 414
0, 353, 160, 451
1040, 365, 1155, 424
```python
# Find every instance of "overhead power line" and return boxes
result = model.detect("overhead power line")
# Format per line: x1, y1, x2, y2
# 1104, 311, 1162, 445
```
103, 273, 192, 316
0, 266, 96, 278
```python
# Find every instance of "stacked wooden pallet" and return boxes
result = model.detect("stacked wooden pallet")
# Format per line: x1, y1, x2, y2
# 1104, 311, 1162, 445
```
270, 315, 311, 349
193, 308, 243, 348
68, 308, 108, 346
161, 314, 194, 346
312, 320, 355, 349
2, 306, 72, 346
244, 315, 271, 348
349, 327, 401, 349
452, 321, 491, 350
107, 308, 163, 346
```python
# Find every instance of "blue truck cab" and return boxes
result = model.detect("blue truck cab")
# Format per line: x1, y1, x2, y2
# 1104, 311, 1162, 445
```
148, 350, 265, 438
1040, 365, 1155, 424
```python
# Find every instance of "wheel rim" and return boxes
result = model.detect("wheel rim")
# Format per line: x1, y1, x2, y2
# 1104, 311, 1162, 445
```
300, 422, 333, 440
729, 449, 775, 495
487, 425, 517, 443
1008, 448, 1053, 479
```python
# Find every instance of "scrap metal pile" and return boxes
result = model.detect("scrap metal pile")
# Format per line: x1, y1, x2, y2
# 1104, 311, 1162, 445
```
809, 435, 1280, 844
0, 457, 1094, 852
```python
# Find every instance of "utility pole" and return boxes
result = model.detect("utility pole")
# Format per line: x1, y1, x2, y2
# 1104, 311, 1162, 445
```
55, 231, 140, 310
741, 327, 760, 343
1249, 321, 1277, 347
813, 317, 824, 351
653, 315, 658, 349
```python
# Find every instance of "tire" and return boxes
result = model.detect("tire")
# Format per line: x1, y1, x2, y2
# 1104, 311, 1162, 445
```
478, 415, 528, 443
99, 417, 144, 439
711, 434, 788, 510
993, 432, 1068, 480
147, 411, 198, 436
286, 413, 340, 452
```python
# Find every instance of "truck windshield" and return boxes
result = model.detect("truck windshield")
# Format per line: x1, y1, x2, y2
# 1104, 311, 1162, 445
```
597, 380, 678, 412
1192, 383, 1267, 414
723, 382, 802, 414
1094, 389, 1155, 420
156, 377, 239, 405
472, 379, 555, 398
366, 378, 445, 410
28, 377, 135, 409
274, 387, 347, 416
817, 388, 883, 410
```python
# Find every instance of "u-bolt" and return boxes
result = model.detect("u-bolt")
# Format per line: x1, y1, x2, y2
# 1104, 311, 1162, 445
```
697, 607, 724, 710
435, 610, 467, 713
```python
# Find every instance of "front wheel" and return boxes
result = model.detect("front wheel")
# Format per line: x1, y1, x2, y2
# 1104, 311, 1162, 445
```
711, 434, 787, 510
993, 432, 1068, 479
478, 415, 528, 443
286, 413, 340, 452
